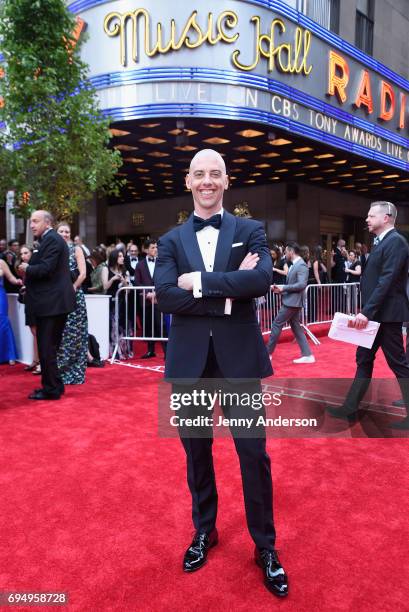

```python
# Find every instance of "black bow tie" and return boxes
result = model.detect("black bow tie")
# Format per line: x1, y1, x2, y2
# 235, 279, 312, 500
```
131, 257, 137, 261
148, 257, 155, 262
193, 214, 222, 232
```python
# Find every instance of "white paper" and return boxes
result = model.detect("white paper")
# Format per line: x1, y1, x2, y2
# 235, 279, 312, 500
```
328, 312, 380, 349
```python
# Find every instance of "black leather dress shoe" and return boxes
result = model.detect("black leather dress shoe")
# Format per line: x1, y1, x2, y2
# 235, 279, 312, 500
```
141, 351, 156, 359
326, 405, 358, 422
392, 399, 405, 407
255, 548, 288, 597
28, 390, 61, 400
389, 418, 409, 429
183, 529, 218, 572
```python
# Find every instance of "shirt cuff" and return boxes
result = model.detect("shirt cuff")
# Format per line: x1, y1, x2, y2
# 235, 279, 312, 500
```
192, 272, 202, 298
224, 298, 232, 315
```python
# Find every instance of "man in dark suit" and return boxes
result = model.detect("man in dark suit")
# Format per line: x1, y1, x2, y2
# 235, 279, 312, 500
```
134, 239, 166, 359
327, 201, 409, 429
124, 244, 142, 285
154, 149, 288, 597
19, 210, 75, 400
331, 239, 347, 282
267, 242, 315, 363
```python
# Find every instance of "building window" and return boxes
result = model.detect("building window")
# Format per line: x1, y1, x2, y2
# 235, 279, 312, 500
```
355, 0, 374, 55
289, 0, 340, 34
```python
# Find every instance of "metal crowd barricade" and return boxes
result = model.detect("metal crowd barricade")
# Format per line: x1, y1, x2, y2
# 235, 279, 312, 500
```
111, 282, 362, 362
111, 285, 168, 363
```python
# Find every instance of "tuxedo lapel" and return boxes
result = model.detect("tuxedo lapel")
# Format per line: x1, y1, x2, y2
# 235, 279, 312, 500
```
180, 214, 206, 272
213, 211, 236, 272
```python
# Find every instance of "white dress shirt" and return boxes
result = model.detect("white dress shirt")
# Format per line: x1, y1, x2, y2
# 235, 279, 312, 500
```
377, 227, 394, 242
192, 208, 231, 315
146, 257, 156, 279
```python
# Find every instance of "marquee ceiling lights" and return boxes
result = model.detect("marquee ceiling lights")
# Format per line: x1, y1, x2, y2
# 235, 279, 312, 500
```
339, 173, 353, 177
140, 123, 161, 128
168, 129, 198, 136
383, 174, 400, 178
268, 138, 291, 145
203, 137, 230, 144
124, 157, 144, 163
398, 178, 409, 182
235, 145, 257, 151
261, 152, 280, 158
109, 118, 409, 205
139, 137, 166, 144
115, 144, 138, 151
206, 123, 225, 128
174, 145, 198, 151
109, 128, 130, 137
236, 129, 264, 138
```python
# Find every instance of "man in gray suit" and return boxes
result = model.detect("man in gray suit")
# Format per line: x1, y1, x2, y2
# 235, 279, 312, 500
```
266, 241, 315, 364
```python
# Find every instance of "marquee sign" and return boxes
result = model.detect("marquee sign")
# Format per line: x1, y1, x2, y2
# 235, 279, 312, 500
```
7, 0, 409, 169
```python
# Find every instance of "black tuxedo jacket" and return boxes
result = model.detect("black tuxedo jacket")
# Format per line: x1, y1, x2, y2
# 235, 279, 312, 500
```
134, 257, 154, 286
332, 248, 347, 282
154, 211, 273, 380
124, 255, 142, 279
360, 229, 409, 322
25, 229, 76, 318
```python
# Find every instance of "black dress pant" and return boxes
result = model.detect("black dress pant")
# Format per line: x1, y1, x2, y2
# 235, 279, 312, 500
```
36, 314, 67, 396
343, 322, 409, 410
175, 341, 276, 551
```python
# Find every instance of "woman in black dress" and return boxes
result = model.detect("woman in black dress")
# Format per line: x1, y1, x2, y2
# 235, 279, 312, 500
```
102, 249, 132, 359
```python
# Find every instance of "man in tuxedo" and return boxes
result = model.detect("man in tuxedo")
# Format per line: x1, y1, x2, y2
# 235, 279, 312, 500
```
327, 201, 409, 429
267, 242, 315, 364
154, 149, 288, 597
124, 244, 141, 285
134, 240, 166, 359
19, 210, 75, 400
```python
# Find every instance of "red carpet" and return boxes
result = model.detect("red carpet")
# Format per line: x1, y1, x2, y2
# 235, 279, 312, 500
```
1, 333, 408, 611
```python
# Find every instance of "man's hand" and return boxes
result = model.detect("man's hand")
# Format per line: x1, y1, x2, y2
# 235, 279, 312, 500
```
18, 263, 28, 273
272, 284, 283, 294
239, 252, 259, 270
178, 273, 195, 291
146, 290, 157, 304
348, 313, 369, 329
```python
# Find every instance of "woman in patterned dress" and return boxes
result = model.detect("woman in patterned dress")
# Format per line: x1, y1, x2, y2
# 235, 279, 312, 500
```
56, 223, 88, 384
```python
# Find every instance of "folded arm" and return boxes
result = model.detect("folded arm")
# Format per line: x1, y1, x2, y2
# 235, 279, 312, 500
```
154, 237, 226, 316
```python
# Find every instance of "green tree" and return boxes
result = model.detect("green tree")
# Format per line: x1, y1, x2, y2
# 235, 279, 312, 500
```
0, 0, 123, 220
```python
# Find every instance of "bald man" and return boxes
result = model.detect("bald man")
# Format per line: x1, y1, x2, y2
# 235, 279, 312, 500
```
19, 210, 75, 400
154, 150, 288, 597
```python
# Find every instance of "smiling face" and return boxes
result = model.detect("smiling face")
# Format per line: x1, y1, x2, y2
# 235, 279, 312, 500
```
185, 149, 229, 218
57, 224, 71, 243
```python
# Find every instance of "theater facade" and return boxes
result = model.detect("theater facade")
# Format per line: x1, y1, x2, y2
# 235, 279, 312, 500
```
5, 0, 409, 247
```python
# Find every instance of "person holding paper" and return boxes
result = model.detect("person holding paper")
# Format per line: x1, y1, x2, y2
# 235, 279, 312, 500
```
327, 201, 409, 429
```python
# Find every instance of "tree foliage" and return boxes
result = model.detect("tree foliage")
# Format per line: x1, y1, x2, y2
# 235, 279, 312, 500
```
0, 0, 123, 219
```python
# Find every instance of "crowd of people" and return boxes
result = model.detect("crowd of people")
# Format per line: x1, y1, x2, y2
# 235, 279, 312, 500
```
0, 229, 374, 372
